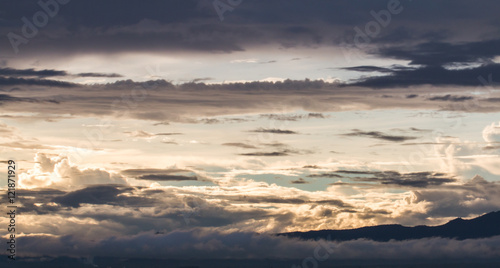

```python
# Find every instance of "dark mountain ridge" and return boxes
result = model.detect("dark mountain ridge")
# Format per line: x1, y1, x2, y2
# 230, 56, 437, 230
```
279, 211, 500, 242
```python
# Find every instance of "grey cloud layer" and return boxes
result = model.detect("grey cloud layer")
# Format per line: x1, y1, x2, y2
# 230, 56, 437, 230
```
0, 59, 496, 122
1, 79, 497, 122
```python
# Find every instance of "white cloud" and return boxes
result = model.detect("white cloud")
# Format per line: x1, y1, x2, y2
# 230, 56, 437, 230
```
19, 153, 127, 189
483, 121, 500, 143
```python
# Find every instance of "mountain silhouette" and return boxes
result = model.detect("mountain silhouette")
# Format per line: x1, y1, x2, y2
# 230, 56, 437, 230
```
279, 211, 500, 242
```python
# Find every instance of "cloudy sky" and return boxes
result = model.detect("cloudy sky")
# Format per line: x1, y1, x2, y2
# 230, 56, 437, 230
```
1, 0, 500, 263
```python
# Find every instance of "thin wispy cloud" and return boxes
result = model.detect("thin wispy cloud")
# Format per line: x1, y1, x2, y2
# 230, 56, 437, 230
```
222, 142, 258, 149
249, 128, 298, 134
343, 129, 418, 142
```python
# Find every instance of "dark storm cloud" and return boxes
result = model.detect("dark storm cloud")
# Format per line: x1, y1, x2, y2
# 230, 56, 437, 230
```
0, 0, 489, 33
249, 128, 298, 134
344, 129, 418, 142
377, 39, 500, 66
4, 0, 500, 57
347, 64, 500, 88
366, 26, 452, 45
0, 67, 67, 77
344, 37, 500, 88
53, 185, 154, 208
1, 0, 242, 54
17, 188, 66, 214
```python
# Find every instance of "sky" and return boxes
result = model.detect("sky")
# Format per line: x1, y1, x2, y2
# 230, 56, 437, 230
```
1, 0, 500, 264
